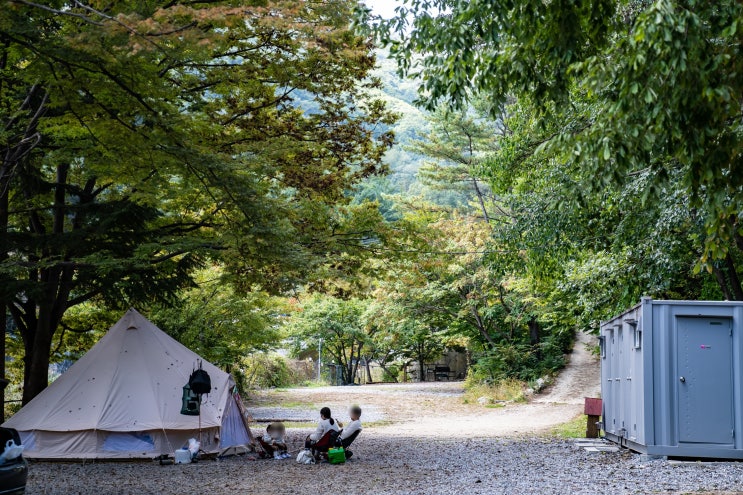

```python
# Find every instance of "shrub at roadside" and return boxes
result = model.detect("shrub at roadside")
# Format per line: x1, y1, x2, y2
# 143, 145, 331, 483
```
463, 377, 526, 405
466, 332, 569, 385
238, 354, 314, 390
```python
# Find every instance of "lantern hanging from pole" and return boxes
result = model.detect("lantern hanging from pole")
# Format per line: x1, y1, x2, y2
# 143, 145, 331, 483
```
180, 384, 201, 416
181, 361, 211, 416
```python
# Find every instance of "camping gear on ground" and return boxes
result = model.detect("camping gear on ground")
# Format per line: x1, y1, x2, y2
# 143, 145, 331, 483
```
174, 448, 192, 464
327, 447, 345, 464
296, 449, 315, 465
0, 440, 24, 464
2, 309, 256, 460
187, 438, 200, 457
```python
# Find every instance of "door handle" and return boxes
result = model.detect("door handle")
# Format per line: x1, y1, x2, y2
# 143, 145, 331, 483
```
679, 376, 686, 383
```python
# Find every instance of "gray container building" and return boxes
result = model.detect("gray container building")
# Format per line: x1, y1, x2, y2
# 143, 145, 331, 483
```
601, 297, 743, 459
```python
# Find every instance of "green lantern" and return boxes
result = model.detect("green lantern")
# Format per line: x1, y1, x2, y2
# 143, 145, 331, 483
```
180, 384, 200, 416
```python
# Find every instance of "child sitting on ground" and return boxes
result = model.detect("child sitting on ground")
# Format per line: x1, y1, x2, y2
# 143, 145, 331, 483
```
262, 422, 290, 459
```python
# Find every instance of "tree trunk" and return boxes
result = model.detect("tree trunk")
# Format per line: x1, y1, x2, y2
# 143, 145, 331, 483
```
364, 357, 373, 384
418, 344, 426, 382
0, 170, 7, 422
0, 301, 6, 424
353, 343, 363, 385
332, 348, 346, 385
472, 178, 491, 226
470, 304, 497, 349
378, 363, 398, 382
22, 314, 55, 404
18, 163, 73, 404
713, 265, 733, 300
725, 254, 743, 301
528, 317, 541, 360
528, 317, 540, 346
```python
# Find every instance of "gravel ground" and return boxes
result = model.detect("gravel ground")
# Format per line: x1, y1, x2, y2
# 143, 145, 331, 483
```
26, 435, 743, 494
249, 402, 385, 423
24, 335, 743, 494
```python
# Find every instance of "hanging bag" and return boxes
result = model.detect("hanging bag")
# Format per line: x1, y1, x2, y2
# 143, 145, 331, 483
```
188, 364, 211, 395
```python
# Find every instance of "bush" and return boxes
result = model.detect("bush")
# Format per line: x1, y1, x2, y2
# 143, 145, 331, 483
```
240, 353, 298, 390
463, 375, 526, 404
467, 336, 568, 384
381, 365, 400, 383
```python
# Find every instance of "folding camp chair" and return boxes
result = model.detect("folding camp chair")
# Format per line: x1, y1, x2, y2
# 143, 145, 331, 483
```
309, 429, 339, 461
257, 438, 276, 459
335, 429, 361, 458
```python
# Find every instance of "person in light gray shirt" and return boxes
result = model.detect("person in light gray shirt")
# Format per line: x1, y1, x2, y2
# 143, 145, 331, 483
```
305, 406, 339, 448
339, 406, 362, 442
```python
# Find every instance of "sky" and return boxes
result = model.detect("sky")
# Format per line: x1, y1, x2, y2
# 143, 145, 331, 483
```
364, 0, 402, 19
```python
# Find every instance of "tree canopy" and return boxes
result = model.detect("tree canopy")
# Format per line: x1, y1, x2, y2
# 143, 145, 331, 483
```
1, 0, 394, 403
5, 0, 742, 406
362, 0, 743, 270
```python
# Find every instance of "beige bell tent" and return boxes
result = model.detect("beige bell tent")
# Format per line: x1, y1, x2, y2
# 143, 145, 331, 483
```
3, 309, 255, 459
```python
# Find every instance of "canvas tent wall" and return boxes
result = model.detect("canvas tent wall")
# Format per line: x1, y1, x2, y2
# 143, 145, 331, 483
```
3, 309, 254, 459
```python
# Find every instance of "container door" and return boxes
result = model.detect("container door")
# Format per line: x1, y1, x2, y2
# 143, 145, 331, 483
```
608, 328, 618, 434
677, 316, 734, 444
616, 327, 626, 433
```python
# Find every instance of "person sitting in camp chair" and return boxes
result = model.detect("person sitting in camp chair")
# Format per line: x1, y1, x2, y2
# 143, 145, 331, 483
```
304, 407, 340, 460
260, 423, 290, 459
306, 429, 340, 461
335, 406, 362, 459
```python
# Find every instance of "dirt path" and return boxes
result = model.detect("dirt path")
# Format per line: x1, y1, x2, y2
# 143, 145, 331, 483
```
534, 330, 600, 405
249, 331, 601, 437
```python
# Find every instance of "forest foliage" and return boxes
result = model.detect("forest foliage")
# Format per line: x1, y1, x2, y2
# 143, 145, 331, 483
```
3, 0, 742, 406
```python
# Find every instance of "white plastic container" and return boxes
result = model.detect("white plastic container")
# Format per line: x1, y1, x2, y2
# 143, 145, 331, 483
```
174, 449, 191, 464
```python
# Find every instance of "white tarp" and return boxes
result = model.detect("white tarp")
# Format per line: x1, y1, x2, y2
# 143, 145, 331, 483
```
3, 309, 253, 459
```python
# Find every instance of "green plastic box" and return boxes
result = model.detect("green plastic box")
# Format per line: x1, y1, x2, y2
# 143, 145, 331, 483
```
327, 447, 346, 464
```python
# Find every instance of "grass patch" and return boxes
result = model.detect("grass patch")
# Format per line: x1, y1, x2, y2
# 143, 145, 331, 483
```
299, 380, 329, 388
464, 378, 527, 406
277, 400, 316, 409
362, 419, 394, 428
551, 414, 587, 438
249, 390, 316, 409
278, 419, 393, 430
281, 422, 317, 429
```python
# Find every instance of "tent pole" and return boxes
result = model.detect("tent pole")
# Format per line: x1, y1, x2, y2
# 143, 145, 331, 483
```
198, 396, 202, 453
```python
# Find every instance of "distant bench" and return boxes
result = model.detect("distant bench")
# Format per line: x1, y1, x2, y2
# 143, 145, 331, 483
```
427, 365, 455, 381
